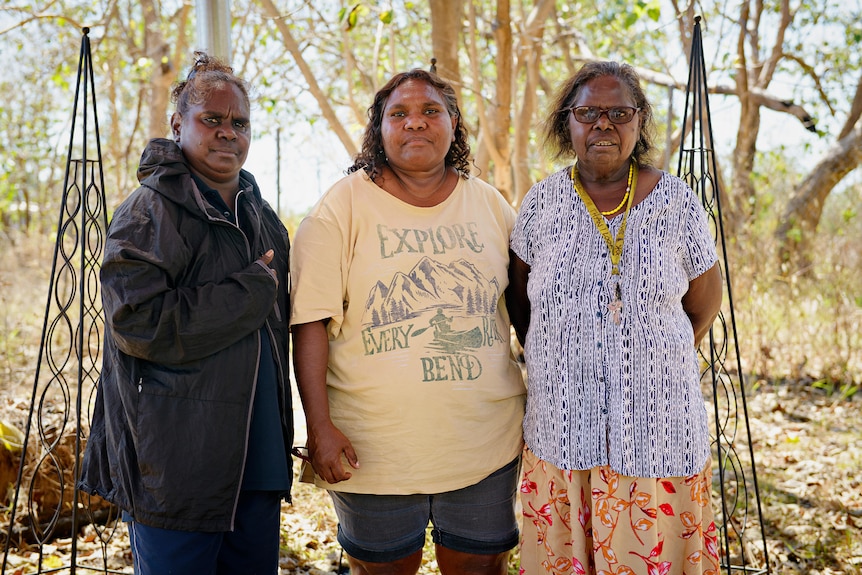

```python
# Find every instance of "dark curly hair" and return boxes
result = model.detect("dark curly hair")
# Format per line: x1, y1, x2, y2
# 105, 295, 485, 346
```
543, 61, 656, 167
171, 51, 251, 116
348, 69, 471, 180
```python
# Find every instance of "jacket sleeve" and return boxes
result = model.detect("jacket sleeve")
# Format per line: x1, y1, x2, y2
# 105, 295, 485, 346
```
101, 191, 278, 365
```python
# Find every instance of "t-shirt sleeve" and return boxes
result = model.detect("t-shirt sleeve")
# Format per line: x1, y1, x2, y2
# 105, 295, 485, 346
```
680, 183, 719, 280
509, 185, 538, 266
498, 189, 517, 235
289, 198, 347, 337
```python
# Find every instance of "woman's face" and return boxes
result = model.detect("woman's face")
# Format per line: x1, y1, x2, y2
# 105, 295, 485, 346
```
170, 83, 250, 190
380, 79, 457, 174
568, 75, 640, 175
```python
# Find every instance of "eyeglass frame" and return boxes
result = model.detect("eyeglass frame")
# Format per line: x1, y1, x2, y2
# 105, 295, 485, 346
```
569, 106, 641, 125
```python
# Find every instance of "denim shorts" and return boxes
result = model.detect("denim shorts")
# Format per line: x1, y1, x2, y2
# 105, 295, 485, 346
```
328, 457, 520, 563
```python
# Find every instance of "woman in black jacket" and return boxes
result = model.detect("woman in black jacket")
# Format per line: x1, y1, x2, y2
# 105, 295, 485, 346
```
79, 52, 293, 575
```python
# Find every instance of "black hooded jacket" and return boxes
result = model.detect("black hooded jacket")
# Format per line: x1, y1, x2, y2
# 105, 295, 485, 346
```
79, 138, 293, 532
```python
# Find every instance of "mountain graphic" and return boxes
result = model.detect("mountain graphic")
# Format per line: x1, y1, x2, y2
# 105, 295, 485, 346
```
363, 256, 500, 327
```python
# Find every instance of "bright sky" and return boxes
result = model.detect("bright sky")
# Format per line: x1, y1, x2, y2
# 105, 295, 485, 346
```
243, 127, 350, 217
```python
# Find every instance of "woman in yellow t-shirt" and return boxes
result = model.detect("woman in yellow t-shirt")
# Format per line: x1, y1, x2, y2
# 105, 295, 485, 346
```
290, 68, 526, 575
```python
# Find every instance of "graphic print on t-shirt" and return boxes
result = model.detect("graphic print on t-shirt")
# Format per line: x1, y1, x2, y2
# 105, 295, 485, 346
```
360, 255, 506, 384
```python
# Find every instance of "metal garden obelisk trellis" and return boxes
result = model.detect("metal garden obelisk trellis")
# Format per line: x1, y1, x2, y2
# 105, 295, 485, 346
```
677, 17, 771, 574
1, 28, 121, 574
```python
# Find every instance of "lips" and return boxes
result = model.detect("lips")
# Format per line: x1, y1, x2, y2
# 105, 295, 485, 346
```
403, 137, 431, 146
211, 148, 239, 158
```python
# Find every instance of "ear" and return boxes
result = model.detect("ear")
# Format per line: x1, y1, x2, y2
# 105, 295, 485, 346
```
169, 112, 182, 142
451, 115, 458, 141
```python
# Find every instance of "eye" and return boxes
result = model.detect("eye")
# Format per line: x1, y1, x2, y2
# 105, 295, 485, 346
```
573, 107, 599, 122
203, 117, 220, 125
424, 108, 440, 115
389, 110, 406, 118
609, 108, 628, 120
233, 120, 249, 131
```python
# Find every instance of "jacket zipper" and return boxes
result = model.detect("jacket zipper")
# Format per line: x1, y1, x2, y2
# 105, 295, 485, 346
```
228, 186, 260, 530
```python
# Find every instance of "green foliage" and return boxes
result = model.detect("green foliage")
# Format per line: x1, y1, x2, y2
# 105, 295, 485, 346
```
335, 2, 397, 28
811, 378, 860, 401
339, 4, 368, 32
0, 29, 70, 230
50, 62, 72, 91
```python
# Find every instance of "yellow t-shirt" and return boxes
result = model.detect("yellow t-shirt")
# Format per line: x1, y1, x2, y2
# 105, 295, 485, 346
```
290, 170, 526, 494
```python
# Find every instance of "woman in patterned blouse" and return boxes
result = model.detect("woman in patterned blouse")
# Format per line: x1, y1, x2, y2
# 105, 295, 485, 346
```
507, 61, 724, 575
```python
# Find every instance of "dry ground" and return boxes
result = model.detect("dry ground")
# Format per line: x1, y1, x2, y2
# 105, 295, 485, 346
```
272, 382, 862, 575
1, 382, 859, 575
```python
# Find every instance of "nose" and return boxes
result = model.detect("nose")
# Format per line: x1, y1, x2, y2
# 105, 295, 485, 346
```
404, 113, 427, 130
218, 125, 238, 140
592, 113, 613, 129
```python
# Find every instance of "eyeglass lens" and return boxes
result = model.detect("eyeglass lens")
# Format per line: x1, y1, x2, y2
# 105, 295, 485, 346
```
572, 106, 638, 124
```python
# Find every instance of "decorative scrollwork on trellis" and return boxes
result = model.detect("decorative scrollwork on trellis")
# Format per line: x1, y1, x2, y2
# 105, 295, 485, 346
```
1, 29, 124, 575
678, 16, 771, 575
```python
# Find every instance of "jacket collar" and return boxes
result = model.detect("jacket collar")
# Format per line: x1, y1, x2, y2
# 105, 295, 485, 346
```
137, 138, 264, 218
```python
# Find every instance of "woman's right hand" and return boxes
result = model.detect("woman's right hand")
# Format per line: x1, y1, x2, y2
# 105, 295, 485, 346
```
292, 319, 358, 483
307, 421, 359, 484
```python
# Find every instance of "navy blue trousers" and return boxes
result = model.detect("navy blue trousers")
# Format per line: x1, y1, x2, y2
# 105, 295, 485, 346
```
126, 490, 282, 575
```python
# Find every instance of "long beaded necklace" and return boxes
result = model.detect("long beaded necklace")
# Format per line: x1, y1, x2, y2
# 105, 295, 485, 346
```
571, 161, 639, 324
597, 164, 634, 216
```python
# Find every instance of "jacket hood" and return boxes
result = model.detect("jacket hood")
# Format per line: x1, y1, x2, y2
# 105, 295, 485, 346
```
137, 138, 264, 212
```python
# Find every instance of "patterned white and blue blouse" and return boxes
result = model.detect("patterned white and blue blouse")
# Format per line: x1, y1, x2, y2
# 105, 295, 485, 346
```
510, 168, 719, 478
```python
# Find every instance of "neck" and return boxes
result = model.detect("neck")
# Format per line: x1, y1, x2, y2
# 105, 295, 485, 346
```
576, 160, 632, 188
193, 171, 241, 207
573, 161, 637, 216
383, 165, 455, 207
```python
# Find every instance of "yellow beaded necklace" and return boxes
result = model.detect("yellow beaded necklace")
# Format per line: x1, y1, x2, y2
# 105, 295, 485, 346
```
571, 161, 640, 324
571, 162, 635, 217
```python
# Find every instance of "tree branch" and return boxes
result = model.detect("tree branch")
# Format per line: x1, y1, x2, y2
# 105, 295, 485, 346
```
839, 70, 862, 140
255, 0, 358, 158
571, 55, 818, 132
0, 13, 84, 35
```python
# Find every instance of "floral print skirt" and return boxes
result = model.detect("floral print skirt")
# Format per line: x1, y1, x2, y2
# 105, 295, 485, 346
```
519, 447, 721, 575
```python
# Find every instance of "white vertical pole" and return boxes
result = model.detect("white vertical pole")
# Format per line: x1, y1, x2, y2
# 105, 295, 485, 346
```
196, 0, 232, 63
276, 127, 282, 216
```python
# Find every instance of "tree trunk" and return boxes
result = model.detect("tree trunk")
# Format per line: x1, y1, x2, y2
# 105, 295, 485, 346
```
729, 104, 760, 229
775, 117, 862, 270
429, 0, 463, 99
512, 0, 555, 206
491, 0, 513, 200
465, 3, 502, 181
142, 0, 185, 139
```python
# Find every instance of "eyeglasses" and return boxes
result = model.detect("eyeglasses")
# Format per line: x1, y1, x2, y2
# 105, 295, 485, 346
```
570, 106, 640, 124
